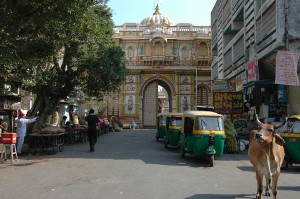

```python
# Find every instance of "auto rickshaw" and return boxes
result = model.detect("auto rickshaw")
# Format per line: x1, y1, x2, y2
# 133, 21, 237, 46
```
164, 113, 183, 148
279, 115, 300, 169
179, 111, 226, 166
156, 113, 167, 141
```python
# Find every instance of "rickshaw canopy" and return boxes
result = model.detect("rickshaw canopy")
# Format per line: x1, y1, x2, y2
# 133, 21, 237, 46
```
182, 111, 223, 118
288, 115, 300, 121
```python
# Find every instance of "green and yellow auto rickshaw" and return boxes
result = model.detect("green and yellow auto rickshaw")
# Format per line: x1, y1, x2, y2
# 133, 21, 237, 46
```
179, 111, 226, 167
280, 115, 300, 169
156, 113, 167, 141
164, 113, 183, 148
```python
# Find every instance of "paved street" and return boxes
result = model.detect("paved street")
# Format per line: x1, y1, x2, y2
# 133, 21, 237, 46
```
0, 129, 299, 199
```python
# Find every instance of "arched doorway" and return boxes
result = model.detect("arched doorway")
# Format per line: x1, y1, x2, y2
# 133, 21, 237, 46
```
141, 78, 173, 128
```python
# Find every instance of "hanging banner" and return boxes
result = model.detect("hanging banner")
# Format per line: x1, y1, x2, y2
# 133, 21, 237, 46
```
235, 72, 246, 91
246, 60, 259, 83
228, 79, 236, 92
275, 51, 300, 86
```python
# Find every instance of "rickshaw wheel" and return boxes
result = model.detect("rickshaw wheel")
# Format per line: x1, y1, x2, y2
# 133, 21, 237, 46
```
281, 158, 289, 170
156, 136, 159, 141
209, 155, 214, 167
164, 137, 168, 148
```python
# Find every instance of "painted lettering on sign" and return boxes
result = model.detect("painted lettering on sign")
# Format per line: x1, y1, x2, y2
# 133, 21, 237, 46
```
269, 103, 287, 117
275, 51, 300, 86
213, 92, 243, 114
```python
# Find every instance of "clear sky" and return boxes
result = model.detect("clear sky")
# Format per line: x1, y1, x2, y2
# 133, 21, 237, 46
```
107, 0, 217, 26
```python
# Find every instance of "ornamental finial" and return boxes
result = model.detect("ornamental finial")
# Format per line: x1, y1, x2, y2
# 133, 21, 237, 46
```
153, 4, 161, 15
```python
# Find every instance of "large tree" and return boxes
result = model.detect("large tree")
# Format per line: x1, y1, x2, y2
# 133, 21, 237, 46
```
0, 0, 126, 124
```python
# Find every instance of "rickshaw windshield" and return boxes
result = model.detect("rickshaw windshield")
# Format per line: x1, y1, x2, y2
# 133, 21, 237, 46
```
160, 116, 167, 124
290, 121, 300, 133
170, 116, 182, 126
196, 116, 223, 131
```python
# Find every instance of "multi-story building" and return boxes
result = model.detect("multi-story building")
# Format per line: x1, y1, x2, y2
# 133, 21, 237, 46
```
111, 5, 213, 127
211, 0, 300, 120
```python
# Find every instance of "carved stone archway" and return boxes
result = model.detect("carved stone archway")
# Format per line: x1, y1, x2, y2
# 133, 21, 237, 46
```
139, 75, 176, 128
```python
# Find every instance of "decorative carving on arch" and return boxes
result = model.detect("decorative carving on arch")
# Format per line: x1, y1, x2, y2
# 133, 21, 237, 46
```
197, 83, 210, 91
150, 37, 167, 44
139, 75, 176, 97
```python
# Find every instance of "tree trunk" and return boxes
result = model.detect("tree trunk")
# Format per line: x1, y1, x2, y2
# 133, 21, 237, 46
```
27, 89, 60, 133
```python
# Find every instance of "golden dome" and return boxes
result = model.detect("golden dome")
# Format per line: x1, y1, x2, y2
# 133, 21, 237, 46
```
140, 5, 173, 27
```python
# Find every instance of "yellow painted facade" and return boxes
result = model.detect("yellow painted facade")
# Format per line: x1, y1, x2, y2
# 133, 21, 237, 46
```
111, 6, 213, 127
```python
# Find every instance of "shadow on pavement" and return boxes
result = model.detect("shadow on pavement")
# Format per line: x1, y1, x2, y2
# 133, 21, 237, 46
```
185, 193, 254, 199
278, 186, 300, 191
0, 129, 265, 169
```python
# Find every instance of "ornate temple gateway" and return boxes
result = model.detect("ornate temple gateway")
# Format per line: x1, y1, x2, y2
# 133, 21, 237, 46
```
111, 5, 213, 128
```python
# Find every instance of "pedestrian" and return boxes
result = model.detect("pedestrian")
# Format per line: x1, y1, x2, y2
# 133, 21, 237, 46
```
60, 116, 67, 129
85, 109, 100, 152
0, 118, 5, 136
52, 107, 59, 126
15, 110, 38, 156
130, 119, 136, 129
73, 113, 80, 127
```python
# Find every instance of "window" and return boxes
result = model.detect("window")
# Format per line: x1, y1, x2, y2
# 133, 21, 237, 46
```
182, 47, 188, 58
127, 47, 134, 58
199, 43, 208, 56
160, 116, 167, 125
197, 86, 208, 106
184, 117, 194, 136
170, 116, 182, 126
196, 117, 223, 131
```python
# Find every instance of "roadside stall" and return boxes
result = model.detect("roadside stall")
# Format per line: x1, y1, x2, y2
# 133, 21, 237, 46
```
29, 126, 66, 153
0, 95, 21, 151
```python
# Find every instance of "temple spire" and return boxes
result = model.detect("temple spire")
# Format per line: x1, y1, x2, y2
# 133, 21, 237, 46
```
154, 0, 163, 10
153, 4, 161, 15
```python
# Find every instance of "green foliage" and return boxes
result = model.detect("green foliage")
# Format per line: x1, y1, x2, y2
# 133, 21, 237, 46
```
81, 45, 126, 97
0, 0, 126, 100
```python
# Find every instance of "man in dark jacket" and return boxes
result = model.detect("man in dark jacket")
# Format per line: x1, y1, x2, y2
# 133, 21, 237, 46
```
85, 109, 100, 152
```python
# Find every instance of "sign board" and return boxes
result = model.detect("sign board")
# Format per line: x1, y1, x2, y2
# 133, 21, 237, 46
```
269, 103, 287, 117
0, 96, 21, 110
213, 92, 243, 114
212, 80, 228, 91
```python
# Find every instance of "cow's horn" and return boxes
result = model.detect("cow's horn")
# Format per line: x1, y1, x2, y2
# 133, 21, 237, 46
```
255, 114, 262, 125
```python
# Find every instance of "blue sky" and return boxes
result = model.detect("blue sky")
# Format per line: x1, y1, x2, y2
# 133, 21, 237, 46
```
107, 0, 217, 26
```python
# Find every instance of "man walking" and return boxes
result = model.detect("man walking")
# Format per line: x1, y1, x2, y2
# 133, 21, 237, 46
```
85, 109, 100, 152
